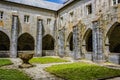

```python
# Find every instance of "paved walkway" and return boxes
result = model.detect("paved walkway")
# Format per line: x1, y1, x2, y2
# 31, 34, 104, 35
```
1, 58, 120, 80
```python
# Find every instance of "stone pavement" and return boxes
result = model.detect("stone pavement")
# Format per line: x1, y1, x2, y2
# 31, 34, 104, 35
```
106, 77, 120, 80
1, 58, 120, 80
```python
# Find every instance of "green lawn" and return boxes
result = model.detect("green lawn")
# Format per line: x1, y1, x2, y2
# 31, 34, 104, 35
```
0, 69, 31, 80
30, 57, 68, 64
46, 62, 120, 80
0, 59, 12, 67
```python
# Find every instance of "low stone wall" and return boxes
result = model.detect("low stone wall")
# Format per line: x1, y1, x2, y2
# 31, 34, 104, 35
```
0, 50, 55, 57
109, 53, 120, 64
84, 52, 120, 64
42, 50, 55, 56
0, 51, 10, 58
66, 51, 73, 57
85, 52, 92, 60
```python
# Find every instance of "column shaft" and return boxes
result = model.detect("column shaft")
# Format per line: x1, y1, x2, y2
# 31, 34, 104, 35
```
58, 29, 65, 57
10, 15, 18, 58
36, 19, 43, 56
73, 26, 81, 59
92, 21, 104, 62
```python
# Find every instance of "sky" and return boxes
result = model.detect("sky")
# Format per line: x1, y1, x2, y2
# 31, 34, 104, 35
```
45, 0, 67, 4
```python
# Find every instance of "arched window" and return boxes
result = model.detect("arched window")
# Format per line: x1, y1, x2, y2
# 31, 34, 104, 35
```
18, 33, 34, 51
67, 32, 73, 51
83, 29, 93, 52
42, 34, 55, 50
108, 22, 120, 53
0, 31, 10, 51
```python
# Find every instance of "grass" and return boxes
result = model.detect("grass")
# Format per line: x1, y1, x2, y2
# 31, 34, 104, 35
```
0, 69, 31, 80
46, 62, 120, 80
0, 59, 31, 80
30, 57, 68, 64
0, 59, 13, 67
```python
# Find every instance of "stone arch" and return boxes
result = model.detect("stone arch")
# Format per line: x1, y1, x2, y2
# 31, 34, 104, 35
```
42, 34, 55, 50
67, 32, 73, 51
0, 31, 10, 51
18, 33, 35, 51
106, 22, 120, 53
0, 28, 10, 39
83, 28, 93, 52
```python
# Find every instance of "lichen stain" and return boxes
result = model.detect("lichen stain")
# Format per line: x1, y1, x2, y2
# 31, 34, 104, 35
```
0, 20, 4, 27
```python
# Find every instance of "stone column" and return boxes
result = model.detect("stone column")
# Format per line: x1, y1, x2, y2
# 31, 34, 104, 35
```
65, 44, 70, 56
10, 15, 18, 58
58, 28, 65, 57
73, 26, 81, 59
92, 21, 104, 63
104, 37, 110, 61
81, 43, 86, 58
36, 19, 43, 57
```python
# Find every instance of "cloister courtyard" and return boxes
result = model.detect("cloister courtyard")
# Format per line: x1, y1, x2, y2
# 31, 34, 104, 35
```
0, 0, 120, 80
0, 56, 120, 80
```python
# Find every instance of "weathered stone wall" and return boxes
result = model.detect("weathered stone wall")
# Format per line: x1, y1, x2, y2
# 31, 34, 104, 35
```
0, 0, 120, 64
57, 0, 93, 58
0, 1, 57, 57
57, 0, 120, 64
0, 1, 56, 38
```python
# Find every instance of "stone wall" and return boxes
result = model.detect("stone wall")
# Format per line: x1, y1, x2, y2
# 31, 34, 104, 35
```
57, 0, 120, 64
0, 1, 57, 57
0, 0, 120, 64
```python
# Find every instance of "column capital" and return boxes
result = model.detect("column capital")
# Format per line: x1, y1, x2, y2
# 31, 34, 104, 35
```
73, 25, 77, 28
37, 15, 43, 20
12, 11, 18, 16
92, 19, 100, 29
92, 16, 101, 23
105, 43, 110, 46
92, 19, 99, 24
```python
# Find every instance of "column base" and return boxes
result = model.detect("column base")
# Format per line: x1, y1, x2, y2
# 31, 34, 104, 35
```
93, 60, 106, 64
35, 54, 42, 57
10, 56, 17, 58
10, 54, 17, 58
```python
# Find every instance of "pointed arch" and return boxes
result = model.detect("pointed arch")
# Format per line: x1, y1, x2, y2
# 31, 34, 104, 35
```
83, 28, 93, 52
106, 22, 120, 53
42, 34, 55, 50
107, 22, 120, 38
18, 33, 34, 51
67, 32, 73, 51
0, 31, 10, 51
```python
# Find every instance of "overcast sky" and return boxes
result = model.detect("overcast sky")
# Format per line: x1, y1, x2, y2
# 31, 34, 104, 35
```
45, 0, 67, 4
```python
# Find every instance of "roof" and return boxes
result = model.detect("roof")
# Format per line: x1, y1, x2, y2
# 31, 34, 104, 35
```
5, 0, 63, 11
64, 0, 74, 5
61, 0, 74, 9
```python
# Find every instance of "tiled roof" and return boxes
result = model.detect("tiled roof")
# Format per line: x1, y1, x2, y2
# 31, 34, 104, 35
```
5, 0, 63, 11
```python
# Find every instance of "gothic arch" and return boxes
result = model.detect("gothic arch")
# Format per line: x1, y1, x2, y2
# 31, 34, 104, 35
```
18, 33, 35, 51
67, 32, 73, 51
0, 31, 10, 51
82, 28, 93, 52
0, 28, 10, 39
42, 34, 55, 50
105, 20, 119, 35
106, 22, 120, 53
